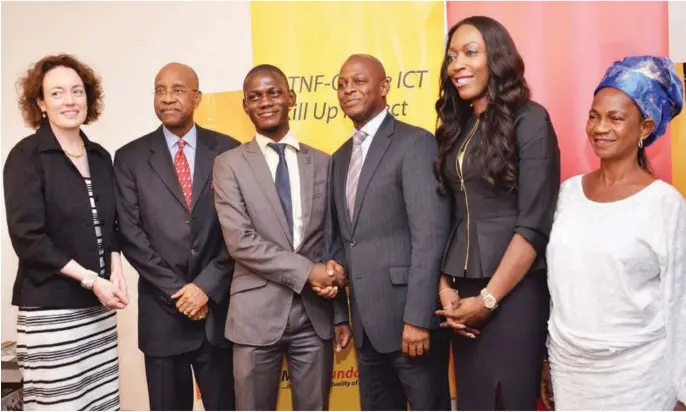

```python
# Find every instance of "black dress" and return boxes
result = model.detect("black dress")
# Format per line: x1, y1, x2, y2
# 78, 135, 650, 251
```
441, 101, 561, 410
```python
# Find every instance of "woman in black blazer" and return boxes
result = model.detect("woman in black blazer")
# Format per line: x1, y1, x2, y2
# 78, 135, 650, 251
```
3, 54, 128, 410
433, 17, 561, 410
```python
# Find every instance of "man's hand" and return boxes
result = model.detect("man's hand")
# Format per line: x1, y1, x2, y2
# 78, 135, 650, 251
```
312, 260, 346, 299
171, 283, 209, 319
401, 323, 430, 357
309, 262, 346, 289
189, 304, 208, 321
334, 323, 352, 352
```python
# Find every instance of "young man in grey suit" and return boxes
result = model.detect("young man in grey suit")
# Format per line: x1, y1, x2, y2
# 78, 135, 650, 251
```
114, 63, 239, 410
329, 54, 452, 410
212, 65, 352, 411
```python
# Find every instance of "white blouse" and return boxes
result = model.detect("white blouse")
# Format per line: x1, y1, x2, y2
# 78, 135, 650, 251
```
546, 174, 686, 410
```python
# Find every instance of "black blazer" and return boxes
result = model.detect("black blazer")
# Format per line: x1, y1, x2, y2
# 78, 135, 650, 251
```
4, 125, 119, 309
441, 101, 561, 279
114, 125, 239, 357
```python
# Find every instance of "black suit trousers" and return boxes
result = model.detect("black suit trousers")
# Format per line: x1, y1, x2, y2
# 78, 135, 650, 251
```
356, 327, 451, 411
144, 338, 235, 411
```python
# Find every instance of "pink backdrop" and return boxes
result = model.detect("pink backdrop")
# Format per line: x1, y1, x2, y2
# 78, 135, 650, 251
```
447, 1, 671, 182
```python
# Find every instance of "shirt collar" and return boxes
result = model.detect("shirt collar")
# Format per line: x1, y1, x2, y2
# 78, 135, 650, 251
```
36, 124, 104, 156
357, 109, 388, 138
255, 130, 301, 153
163, 124, 197, 150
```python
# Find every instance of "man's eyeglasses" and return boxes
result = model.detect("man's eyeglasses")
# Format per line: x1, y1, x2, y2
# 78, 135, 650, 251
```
154, 87, 198, 98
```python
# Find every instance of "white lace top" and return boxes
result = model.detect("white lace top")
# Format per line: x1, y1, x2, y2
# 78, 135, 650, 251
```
546, 174, 686, 410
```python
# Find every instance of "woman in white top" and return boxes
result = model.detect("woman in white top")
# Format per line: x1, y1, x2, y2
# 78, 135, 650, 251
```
542, 55, 685, 411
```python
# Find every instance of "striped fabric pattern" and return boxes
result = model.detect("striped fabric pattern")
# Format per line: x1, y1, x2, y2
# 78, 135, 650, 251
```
85, 178, 106, 277
16, 306, 120, 410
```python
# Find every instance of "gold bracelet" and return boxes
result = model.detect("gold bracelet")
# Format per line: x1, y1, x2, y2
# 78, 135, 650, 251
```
439, 288, 458, 296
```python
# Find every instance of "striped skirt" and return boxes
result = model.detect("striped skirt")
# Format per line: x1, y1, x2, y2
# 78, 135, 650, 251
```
16, 306, 120, 411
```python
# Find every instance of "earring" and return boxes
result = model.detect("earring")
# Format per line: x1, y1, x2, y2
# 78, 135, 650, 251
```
41, 112, 46, 119
638, 139, 644, 148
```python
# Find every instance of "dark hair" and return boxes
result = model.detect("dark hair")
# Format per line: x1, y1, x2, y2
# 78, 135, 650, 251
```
435, 16, 530, 194
243, 64, 289, 90
18, 54, 103, 129
637, 147, 651, 172
637, 113, 652, 173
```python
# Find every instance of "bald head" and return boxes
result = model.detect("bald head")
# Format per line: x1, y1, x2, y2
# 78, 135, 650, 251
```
155, 62, 199, 89
337, 54, 390, 129
342, 54, 387, 82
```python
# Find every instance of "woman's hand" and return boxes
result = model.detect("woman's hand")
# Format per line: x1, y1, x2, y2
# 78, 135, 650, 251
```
93, 276, 128, 310
109, 269, 128, 301
439, 287, 460, 312
540, 359, 555, 410
436, 296, 488, 339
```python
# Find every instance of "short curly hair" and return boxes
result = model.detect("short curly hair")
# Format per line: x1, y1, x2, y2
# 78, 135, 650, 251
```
17, 54, 104, 129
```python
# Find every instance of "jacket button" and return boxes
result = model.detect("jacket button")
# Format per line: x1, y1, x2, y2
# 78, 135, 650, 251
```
191, 249, 198, 256
185, 220, 190, 224
350, 241, 356, 247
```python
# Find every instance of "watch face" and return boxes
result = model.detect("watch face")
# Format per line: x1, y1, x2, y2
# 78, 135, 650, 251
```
480, 289, 497, 309
484, 295, 496, 309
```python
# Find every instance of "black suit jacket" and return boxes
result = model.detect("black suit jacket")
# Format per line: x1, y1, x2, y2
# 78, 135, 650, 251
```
114, 124, 239, 357
330, 114, 451, 354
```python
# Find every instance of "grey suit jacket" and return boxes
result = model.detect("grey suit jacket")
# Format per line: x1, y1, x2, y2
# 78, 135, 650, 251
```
213, 139, 349, 346
330, 114, 450, 354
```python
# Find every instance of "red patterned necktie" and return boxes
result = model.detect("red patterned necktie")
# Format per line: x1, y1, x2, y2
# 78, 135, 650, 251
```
174, 139, 192, 210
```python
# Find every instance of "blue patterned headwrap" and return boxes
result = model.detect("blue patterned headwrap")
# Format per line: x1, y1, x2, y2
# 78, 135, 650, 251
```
595, 56, 684, 147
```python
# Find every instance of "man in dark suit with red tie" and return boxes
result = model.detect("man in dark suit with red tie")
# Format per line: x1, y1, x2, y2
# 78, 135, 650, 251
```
114, 62, 239, 411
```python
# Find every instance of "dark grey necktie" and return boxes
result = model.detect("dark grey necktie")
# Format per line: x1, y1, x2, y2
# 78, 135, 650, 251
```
267, 142, 293, 237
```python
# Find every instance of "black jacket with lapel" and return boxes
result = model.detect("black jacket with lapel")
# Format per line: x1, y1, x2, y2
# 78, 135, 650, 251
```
114, 125, 240, 356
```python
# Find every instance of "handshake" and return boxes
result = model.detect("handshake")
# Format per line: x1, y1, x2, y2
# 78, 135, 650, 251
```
308, 260, 347, 300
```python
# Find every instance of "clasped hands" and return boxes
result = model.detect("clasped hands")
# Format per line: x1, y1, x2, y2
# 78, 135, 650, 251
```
310, 260, 347, 299
435, 288, 488, 339
93, 269, 129, 310
171, 283, 209, 321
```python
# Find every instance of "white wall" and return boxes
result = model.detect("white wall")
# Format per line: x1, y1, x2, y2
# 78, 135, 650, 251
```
1, 2, 253, 409
669, 1, 686, 62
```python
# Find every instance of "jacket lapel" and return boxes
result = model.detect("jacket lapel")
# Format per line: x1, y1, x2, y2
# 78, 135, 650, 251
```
190, 127, 215, 212
336, 139, 353, 234
148, 127, 188, 211
243, 139, 294, 248
351, 115, 395, 232
296, 145, 313, 251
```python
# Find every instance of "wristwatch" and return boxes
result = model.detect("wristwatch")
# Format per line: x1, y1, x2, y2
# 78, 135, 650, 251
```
480, 288, 498, 311
81, 272, 99, 290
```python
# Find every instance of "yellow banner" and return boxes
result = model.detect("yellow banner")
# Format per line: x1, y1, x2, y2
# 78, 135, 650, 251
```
196, 1, 446, 410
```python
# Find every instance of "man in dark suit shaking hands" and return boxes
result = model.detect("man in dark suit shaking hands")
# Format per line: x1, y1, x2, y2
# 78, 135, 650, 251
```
114, 63, 239, 411
329, 54, 452, 410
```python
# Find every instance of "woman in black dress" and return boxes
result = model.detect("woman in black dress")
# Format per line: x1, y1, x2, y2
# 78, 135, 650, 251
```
434, 16, 561, 410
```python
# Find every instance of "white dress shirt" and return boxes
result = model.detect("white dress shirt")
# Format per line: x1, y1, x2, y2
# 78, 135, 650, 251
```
255, 131, 304, 250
